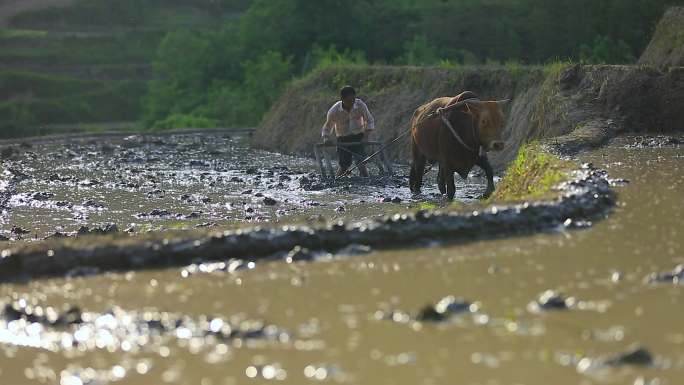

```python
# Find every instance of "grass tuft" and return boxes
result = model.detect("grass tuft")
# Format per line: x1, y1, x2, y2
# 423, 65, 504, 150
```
490, 142, 574, 202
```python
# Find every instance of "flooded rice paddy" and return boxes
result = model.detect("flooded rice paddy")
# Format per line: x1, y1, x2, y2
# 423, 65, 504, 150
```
0, 133, 484, 242
0, 134, 682, 385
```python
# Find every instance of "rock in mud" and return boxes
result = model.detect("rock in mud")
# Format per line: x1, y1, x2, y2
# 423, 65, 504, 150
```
30, 192, 55, 201
10, 226, 30, 235
82, 200, 105, 209
0, 235, 9, 242
2, 300, 82, 326
75, 223, 119, 235
335, 206, 346, 213
416, 296, 477, 322
181, 212, 202, 219
45, 231, 69, 240
528, 290, 574, 312
263, 197, 278, 206
92, 223, 119, 234
603, 345, 654, 367
138, 209, 172, 218
645, 264, 684, 284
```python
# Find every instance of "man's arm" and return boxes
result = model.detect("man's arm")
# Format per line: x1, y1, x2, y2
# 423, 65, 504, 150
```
321, 108, 335, 142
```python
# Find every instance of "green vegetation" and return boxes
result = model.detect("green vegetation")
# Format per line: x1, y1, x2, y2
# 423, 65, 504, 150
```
0, 30, 164, 66
491, 143, 574, 202
144, 0, 677, 130
1, 0, 679, 138
0, 71, 145, 138
9, 0, 249, 29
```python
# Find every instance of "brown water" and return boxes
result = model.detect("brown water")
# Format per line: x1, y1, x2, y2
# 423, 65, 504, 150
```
0, 139, 683, 385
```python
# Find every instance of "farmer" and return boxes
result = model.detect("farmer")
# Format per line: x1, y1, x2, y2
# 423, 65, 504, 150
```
321, 86, 375, 177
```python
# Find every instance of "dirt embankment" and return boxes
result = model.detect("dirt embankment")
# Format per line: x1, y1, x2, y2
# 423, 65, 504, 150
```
0, 0, 75, 27
253, 64, 684, 170
640, 7, 684, 70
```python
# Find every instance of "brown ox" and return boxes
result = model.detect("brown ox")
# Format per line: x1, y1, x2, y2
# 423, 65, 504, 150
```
409, 91, 509, 200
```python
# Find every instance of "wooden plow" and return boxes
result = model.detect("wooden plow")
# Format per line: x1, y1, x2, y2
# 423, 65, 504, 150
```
313, 141, 394, 180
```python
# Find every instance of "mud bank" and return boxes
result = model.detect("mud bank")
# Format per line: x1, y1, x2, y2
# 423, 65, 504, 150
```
639, 7, 684, 70
0, 161, 615, 281
253, 64, 684, 169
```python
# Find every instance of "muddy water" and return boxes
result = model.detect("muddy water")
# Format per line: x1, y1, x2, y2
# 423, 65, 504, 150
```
1, 133, 485, 241
0, 137, 683, 385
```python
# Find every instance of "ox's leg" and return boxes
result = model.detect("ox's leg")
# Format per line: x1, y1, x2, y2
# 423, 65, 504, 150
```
410, 156, 426, 194
445, 167, 456, 200
409, 140, 426, 195
476, 154, 495, 198
437, 165, 447, 195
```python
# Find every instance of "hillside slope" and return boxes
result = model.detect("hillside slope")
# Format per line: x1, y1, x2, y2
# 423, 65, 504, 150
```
0, 0, 248, 138
253, 64, 684, 170
640, 7, 684, 69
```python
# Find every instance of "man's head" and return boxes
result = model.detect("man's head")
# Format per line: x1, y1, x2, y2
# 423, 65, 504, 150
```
340, 86, 356, 108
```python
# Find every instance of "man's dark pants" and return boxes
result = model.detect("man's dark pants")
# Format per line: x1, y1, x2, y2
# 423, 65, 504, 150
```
336, 133, 366, 171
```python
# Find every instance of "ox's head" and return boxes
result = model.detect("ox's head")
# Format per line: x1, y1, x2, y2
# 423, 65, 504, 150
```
464, 99, 510, 152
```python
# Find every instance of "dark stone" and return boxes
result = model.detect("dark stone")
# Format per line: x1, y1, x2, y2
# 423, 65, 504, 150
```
299, 176, 311, 188
534, 290, 570, 310
241, 189, 253, 195
335, 206, 346, 213
82, 200, 105, 209
0, 235, 9, 241
279, 175, 291, 182
263, 197, 278, 206
382, 197, 392, 203
183, 212, 201, 219
391, 197, 402, 204
45, 232, 69, 240
417, 296, 474, 322
254, 192, 264, 197
31, 192, 55, 201
245, 167, 258, 175
148, 209, 171, 217
646, 264, 684, 284
10, 226, 30, 235
604, 346, 654, 367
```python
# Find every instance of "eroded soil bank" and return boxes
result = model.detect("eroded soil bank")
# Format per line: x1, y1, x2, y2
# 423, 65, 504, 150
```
0, 137, 681, 385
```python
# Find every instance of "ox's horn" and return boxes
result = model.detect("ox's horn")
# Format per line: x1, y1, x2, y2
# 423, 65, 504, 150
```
496, 99, 512, 107
463, 99, 484, 107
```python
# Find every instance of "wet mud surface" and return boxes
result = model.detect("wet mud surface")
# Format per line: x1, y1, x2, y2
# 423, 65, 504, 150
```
0, 133, 488, 243
0, 135, 682, 385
